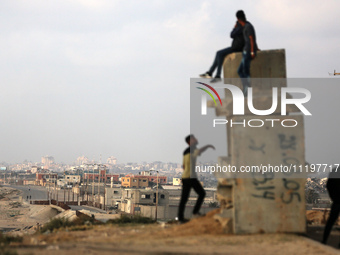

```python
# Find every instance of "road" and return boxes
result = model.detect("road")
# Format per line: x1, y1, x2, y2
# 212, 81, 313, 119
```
7, 184, 107, 214
8, 184, 48, 201
8, 185, 80, 202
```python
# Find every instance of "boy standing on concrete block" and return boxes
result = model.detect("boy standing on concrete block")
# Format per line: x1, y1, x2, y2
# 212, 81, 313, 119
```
236, 10, 258, 97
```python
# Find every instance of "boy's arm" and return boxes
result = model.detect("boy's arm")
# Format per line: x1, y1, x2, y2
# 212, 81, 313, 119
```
198, 144, 215, 155
249, 35, 255, 59
230, 22, 242, 38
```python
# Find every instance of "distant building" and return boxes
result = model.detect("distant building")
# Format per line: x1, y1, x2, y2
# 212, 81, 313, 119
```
57, 179, 66, 187
41, 156, 54, 168
83, 169, 119, 184
131, 174, 167, 185
76, 156, 89, 165
139, 171, 151, 176
23, 180, 36, 186
31, 166, 41, 174
107, 156, 117, 165
121, 173, 167, 188
36, 172, 57, 181
173, 178, 181, 186
105, 187, 123, 207
36, 172, 58, 186
121, 176, 149, 188
120, 188, 169, 219
65, 174, 81, 185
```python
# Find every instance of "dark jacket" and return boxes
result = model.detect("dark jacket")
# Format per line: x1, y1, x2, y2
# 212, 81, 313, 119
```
230, 22, 245, 51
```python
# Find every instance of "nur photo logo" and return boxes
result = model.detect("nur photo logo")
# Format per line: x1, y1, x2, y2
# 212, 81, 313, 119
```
195, 82, 312, 128
196, 83, 312, 116
196, 82, 222, 115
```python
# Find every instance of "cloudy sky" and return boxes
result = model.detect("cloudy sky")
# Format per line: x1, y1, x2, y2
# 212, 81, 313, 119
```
0, 0, 339, 164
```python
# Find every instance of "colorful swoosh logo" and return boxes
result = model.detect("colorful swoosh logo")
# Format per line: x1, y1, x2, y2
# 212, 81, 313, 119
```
196, 82, 222, 106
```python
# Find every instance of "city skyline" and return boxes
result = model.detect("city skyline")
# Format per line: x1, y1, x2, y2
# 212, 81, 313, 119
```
0, 155, 180, 165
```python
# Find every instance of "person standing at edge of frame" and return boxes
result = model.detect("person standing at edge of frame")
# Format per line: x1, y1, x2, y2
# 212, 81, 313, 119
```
322, 168, 340, 247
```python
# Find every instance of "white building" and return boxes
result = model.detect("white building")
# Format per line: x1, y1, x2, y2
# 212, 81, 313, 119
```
65, 174, 81, 185
41, 156, 54, 167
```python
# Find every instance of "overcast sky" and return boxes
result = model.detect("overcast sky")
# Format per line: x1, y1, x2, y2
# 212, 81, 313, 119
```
0, 0, 339, 164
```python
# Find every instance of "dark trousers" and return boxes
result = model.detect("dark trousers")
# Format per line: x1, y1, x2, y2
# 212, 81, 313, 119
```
322, 180, 340, 244
178, 178, 206, 220
322, 203, 340, 244
238, 51, 252, 96
208, 47, 234, 78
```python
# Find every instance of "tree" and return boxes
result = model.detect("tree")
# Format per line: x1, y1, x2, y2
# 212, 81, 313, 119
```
208, 201, 219, 208
305, 188, 320, 204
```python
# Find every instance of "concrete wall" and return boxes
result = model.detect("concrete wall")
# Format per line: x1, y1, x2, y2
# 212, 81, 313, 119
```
138, 205, 168, 220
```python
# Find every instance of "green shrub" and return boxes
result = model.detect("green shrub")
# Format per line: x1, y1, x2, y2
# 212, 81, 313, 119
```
0, 232, 22, 245
209, 201, 219, 208
305, 188, 320, 204
40, 215, 103, 233
106, 214, 155, 225
40, 218, 73, 233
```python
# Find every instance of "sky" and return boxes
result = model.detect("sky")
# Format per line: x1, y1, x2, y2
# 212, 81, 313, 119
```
0, 0, 339, 164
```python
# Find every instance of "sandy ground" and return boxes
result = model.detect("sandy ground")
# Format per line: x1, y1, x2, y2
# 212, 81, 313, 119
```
1, 186, 339, 254
307, 210, 340, 225
12, 231, 338, 255
0, 186, 58, 235
7, 210, 339, 255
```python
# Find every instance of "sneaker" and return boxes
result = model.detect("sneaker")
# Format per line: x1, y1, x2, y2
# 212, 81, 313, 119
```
192, 212, 206, 219
199, 72, 212, 79
178, 218, 190, 224
210, 77, 222, 83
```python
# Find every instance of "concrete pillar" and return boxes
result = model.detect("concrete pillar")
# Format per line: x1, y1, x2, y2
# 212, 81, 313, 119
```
212, 49, 306, 234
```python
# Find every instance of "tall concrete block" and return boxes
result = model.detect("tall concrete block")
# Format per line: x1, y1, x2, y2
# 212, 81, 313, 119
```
229, 115, 306, 233
210, 49, 307, 234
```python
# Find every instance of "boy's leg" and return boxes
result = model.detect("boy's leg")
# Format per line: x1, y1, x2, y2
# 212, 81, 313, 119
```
178, 179, 192, 220
208, 47, 231, 76
215, 47, 234, 78
191, 179, 206, 215
238, 51, 252, 96
237, 53, 245, 78
322, 202, 340, 244
207, 51, 219, 76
